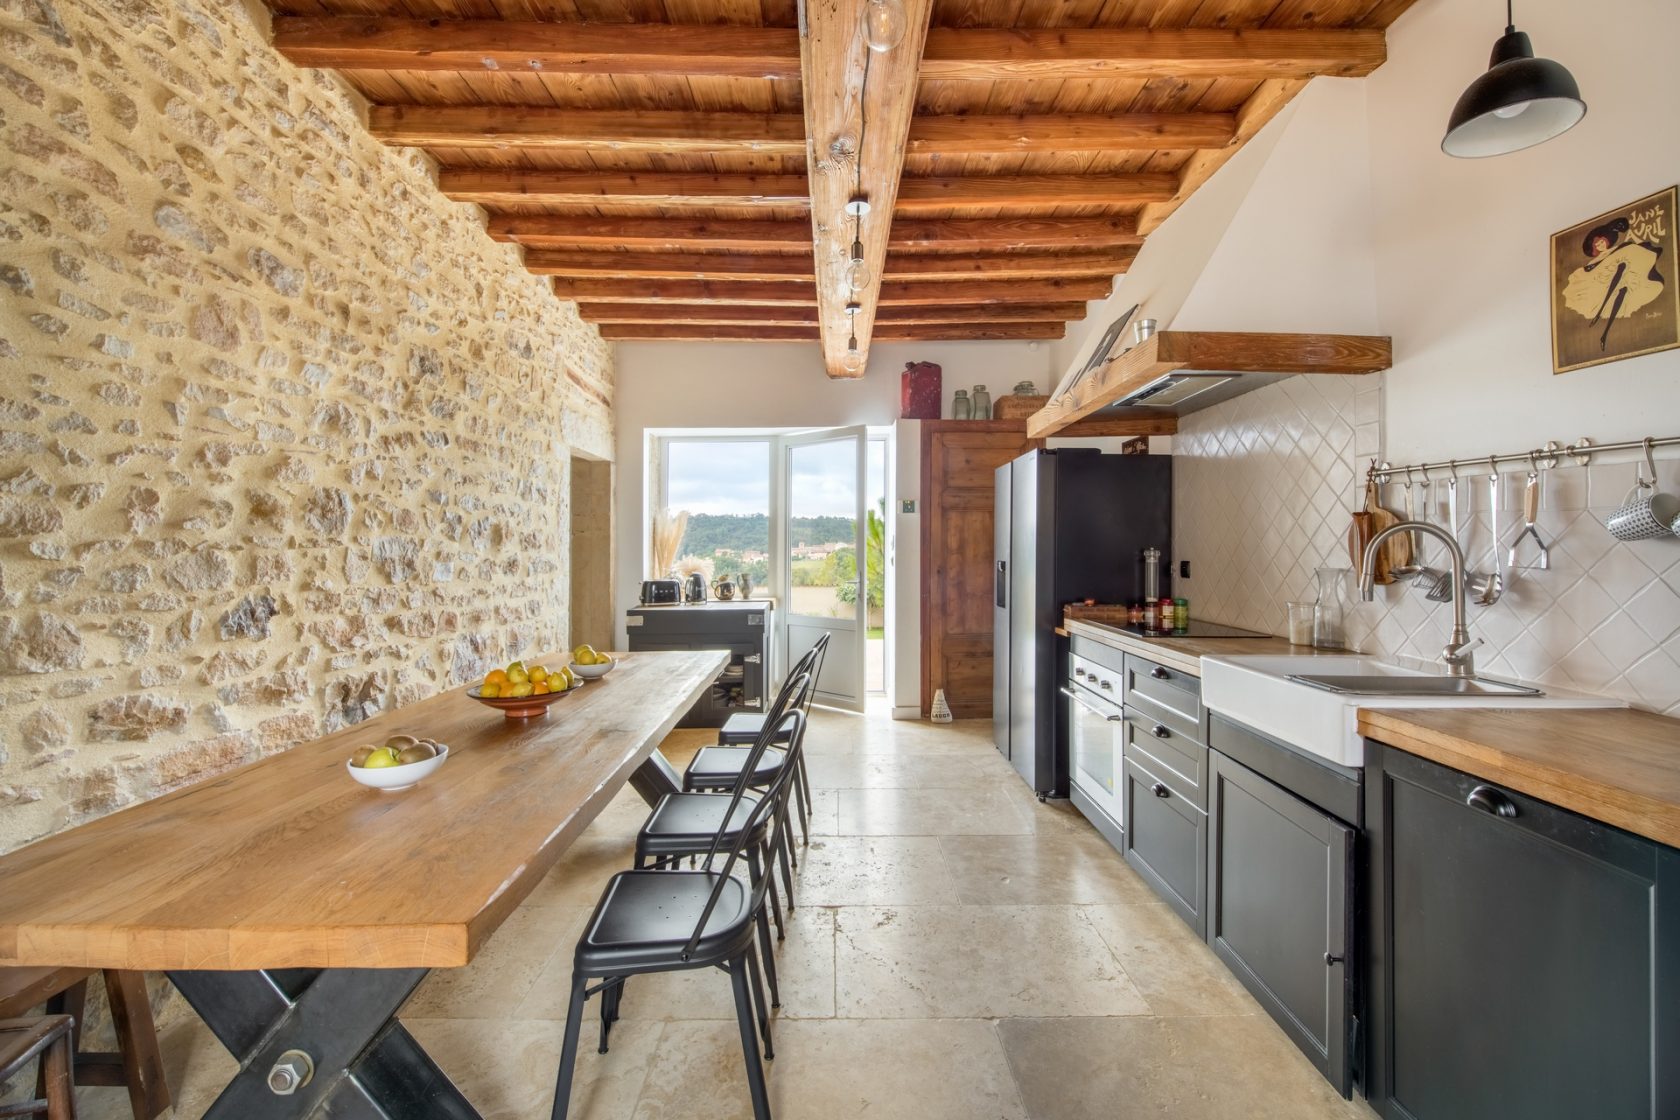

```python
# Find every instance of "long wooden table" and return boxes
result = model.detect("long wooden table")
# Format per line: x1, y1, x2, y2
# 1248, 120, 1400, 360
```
0, 649, 726, 1119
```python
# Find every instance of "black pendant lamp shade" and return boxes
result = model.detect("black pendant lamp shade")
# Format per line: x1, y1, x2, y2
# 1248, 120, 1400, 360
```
1442, 7, 1586, 158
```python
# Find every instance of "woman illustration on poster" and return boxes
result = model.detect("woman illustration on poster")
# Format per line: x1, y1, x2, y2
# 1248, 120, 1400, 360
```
1561, 217, 1667, 352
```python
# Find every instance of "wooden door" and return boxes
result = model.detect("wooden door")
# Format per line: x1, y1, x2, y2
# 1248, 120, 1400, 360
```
920, 421, 1038, 718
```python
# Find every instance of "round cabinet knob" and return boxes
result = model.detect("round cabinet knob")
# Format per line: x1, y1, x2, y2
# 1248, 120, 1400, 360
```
1151, 724, 1170, 738
1149, 666, 1169, 680
1151, 782, 1169, 798
268, 1050, 315, 1096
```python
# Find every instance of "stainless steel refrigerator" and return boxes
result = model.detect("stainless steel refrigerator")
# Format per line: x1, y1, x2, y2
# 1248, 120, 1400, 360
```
992, 448, 1173, 795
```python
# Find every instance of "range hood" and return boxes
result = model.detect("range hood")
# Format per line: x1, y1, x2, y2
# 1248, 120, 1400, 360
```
1027, 331, 1391, 439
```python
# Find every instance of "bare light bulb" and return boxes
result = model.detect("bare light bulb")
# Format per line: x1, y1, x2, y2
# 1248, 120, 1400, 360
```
844, 239, 871, 292
863, 0, 906, 51
843, 337, 866, 374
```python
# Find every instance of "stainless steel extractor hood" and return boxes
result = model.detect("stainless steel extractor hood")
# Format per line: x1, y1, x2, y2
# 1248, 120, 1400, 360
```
1114, 372, 1235, 408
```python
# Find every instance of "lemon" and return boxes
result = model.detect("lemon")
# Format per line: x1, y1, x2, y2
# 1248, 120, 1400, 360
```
508, 681, 535, 698
480, 682, 502, 698
508, 667, 529, 685
529, 665, 549, 683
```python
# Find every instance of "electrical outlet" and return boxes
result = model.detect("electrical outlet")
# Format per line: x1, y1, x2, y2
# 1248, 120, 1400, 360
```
1179, 560, 1191, 579
901, 499, 916, 514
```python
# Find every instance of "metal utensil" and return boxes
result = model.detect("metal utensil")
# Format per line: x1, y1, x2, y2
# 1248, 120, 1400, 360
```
1508, 453, 1551, 570
1470, 464, 1505, 606
1607, 437, 1680, 542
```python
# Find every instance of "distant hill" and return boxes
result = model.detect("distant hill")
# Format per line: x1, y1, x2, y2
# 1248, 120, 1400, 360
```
679, 512, 855, 555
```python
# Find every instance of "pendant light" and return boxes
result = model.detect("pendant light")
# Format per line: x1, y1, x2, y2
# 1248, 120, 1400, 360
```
843, 196, 872, 293
1442, 0, 1586, 158
842, 303, 866, 374
863, 0, 906, 52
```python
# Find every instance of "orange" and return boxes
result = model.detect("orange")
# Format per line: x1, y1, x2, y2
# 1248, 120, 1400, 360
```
485, 668, 509, 686
533, 680, 551, 695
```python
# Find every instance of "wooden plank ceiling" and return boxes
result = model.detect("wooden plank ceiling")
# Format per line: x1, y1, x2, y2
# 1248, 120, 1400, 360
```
265, 0, 1414, 378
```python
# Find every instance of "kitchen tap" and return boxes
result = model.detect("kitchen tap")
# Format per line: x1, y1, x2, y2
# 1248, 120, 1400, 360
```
1360, 521, 1483, 678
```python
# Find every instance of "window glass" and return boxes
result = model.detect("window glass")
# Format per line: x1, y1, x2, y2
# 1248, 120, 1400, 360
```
665, 440, 771, 588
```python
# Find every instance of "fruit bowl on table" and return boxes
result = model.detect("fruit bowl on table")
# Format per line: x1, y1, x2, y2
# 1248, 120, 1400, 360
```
347, 743, 448, 792
467, 677, 583, 719
568, 656, 617, 680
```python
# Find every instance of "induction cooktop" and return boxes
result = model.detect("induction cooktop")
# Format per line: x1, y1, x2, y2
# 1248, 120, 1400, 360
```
1111, 620, 1273, 639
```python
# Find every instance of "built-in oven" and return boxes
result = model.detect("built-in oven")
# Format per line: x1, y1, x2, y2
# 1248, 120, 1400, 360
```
1064, 652, 1126, 849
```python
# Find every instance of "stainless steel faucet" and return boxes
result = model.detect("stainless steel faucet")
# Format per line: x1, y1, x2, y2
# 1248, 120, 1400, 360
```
1361, 521, 1483, 678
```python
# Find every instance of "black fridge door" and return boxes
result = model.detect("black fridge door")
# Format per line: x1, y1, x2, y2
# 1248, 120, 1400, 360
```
992, 459, 1012, 762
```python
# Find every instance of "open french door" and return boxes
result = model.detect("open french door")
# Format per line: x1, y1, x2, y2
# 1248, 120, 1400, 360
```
776, 426, 867, 712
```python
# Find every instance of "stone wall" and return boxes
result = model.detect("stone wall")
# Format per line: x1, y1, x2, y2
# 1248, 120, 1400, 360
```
0, 0, 614, 853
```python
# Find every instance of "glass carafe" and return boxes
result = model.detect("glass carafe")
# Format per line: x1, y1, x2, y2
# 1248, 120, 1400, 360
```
1313, 566, 1352, 650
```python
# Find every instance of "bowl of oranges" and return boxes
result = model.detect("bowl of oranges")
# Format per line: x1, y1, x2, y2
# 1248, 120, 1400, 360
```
468, 659, 582, 719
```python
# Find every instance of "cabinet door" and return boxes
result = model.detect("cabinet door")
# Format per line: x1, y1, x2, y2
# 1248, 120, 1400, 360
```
1207, 750, 1354, 1097
1368, 743, 1673, 1120
1123, 747, 1206, 937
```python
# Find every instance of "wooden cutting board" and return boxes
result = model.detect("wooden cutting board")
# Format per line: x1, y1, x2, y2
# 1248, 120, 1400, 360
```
1349, 478, 1410, 584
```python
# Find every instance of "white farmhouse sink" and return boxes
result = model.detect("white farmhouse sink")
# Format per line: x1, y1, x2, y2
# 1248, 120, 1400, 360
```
1200, 655, 1623, 768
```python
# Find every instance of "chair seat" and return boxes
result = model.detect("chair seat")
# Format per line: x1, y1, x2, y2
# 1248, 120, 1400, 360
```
717, 711, 795, 746
638, 793, 765, 857
577, 870, 755, 974
685, 746, 786, 791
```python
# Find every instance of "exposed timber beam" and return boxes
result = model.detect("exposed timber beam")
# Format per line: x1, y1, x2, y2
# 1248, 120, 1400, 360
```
799, 0, 934, 378
273, 17, 802, 79
490, 216, 812, 251
1138, 79, 1303, 235
553, 278, 817, 305
367, 106, 806, 153
887, 215, 1137, 250
919, 27, 1385, 80
906, 112, 1235, 154
894, 172, 1177, 211
596, 322, 1067, 342
876, 322, 1067, 341
883, 248, 1135, 280
523, 250, 816, 281
440, 170, 810, 209
878, 277, 1111, 304
576, 301, 1089, 325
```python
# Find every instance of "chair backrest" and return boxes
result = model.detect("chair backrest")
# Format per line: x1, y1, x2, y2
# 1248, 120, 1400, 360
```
803, 632, 832, 715
683, 702, 808, 960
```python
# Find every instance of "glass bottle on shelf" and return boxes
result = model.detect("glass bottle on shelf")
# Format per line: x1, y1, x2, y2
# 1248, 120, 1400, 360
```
951, 388, 971, 419
971, 384, 991, 419
1313, 566, 1352, 649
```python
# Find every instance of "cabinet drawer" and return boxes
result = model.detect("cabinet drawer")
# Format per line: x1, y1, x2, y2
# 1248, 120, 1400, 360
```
1123, 655, 1202, 740
1123, 748, 1207, 937
1124, 715, 1206, 810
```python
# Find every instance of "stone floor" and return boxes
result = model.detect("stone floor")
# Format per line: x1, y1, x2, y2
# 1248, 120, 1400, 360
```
80, 706, 1374, 1119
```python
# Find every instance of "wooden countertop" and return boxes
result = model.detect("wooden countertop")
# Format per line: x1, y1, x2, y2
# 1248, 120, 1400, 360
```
1359, 707, 1680, 849
0, 650, 727, 972
1063, 617, 1318, 676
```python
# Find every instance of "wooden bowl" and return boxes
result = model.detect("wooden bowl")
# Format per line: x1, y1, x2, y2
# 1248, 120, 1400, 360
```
466, 679, 583, 719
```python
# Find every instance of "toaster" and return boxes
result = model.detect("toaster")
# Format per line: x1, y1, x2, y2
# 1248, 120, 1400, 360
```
639, 579, 682, 605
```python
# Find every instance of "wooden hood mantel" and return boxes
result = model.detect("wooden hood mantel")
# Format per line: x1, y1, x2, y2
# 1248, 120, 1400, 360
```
1026, 331, 1392, 439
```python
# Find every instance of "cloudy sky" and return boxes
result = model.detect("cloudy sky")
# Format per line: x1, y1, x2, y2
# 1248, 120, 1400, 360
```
667, 437, 885, 519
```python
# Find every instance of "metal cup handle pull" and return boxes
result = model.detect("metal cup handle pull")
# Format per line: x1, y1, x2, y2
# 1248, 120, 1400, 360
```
1466, 784, 1518, 819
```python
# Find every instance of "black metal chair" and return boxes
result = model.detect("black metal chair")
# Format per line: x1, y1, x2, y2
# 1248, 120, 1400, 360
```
634, 675, 812, 1007
715, 634, 828, 838
550, 713, 803, 1120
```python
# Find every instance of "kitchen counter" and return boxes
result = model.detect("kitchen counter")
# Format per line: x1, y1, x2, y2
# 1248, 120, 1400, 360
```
1358, 707, 1680, 848
1063, 616, 1319, 676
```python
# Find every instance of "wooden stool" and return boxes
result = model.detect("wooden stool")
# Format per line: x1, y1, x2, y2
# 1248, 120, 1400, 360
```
0, 1015, 76, 1119
0, 970, 167, 1120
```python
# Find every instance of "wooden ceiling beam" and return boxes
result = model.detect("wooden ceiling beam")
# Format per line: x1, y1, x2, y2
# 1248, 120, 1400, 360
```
273, 17, 802, 79
524, 250, 816, 281
553, 278, 816, 305
907, 112, 1235, 154
895, 172, 1177, 211
490, 215, 812, 251
874, 302, 1090, 324
884, 248, 1134, 280
875, 322, 1068, 341
888, 215, 1138, 250
920, 27, 1386, 80
577, 301, 1089, 325
800, 0, 934, 379
1139, 79, 1303, 235
878, 277, 1111, 304
441, 170, 810, 209
600, 324, 820, 342
367, 106, 806, 153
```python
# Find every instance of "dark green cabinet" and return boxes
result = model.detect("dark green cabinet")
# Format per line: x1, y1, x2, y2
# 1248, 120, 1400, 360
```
1366, 741, 1680, 1120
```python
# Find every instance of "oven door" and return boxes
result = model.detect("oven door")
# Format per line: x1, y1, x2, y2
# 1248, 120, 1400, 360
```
1064, 684, 1125, 841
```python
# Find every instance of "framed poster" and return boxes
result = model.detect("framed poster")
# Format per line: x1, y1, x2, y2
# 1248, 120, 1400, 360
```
1551, 185, 1678, 374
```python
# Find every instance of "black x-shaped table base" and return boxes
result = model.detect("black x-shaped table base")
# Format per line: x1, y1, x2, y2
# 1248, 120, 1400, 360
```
166, 754, 680, 1119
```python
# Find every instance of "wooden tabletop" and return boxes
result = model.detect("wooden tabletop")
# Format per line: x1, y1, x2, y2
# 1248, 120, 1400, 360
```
1359, 707, 1680, 849
1063, 617, 1316, 676
0, 650, 726, 972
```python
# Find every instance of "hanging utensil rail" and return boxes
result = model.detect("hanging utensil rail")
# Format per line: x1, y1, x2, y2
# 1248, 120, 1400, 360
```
1369, 434, 1680, 484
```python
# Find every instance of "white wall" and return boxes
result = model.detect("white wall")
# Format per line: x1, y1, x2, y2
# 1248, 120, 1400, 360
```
611, 339, 1057, 713
1367, 0, 1680, 461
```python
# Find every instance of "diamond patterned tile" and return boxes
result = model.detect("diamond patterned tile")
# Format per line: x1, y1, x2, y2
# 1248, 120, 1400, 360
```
1173, 377, 1680, 713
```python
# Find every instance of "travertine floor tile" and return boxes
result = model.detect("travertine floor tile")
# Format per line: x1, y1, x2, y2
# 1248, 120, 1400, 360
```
834, 904, 1150, 1019
835, 787, 1033, 836
405, 904, 590, 1019
938, 830, 1161, 906
1084, 901, 1258, 1017
997, 1015, 1371, 1120
797, 836, 960, 905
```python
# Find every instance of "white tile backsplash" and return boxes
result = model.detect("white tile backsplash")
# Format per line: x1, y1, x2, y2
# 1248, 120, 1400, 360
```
1173, 376, 1680, 717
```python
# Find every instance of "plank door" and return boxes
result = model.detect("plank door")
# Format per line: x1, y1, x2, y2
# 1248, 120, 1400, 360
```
920, 422, 1039, 719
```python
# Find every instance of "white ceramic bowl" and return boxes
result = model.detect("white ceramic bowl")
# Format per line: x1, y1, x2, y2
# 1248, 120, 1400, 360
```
347, 744, 448, 792
569, 657, 617, 680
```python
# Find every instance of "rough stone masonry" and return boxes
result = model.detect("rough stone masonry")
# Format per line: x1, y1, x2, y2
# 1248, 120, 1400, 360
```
0, 0, 615, 852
